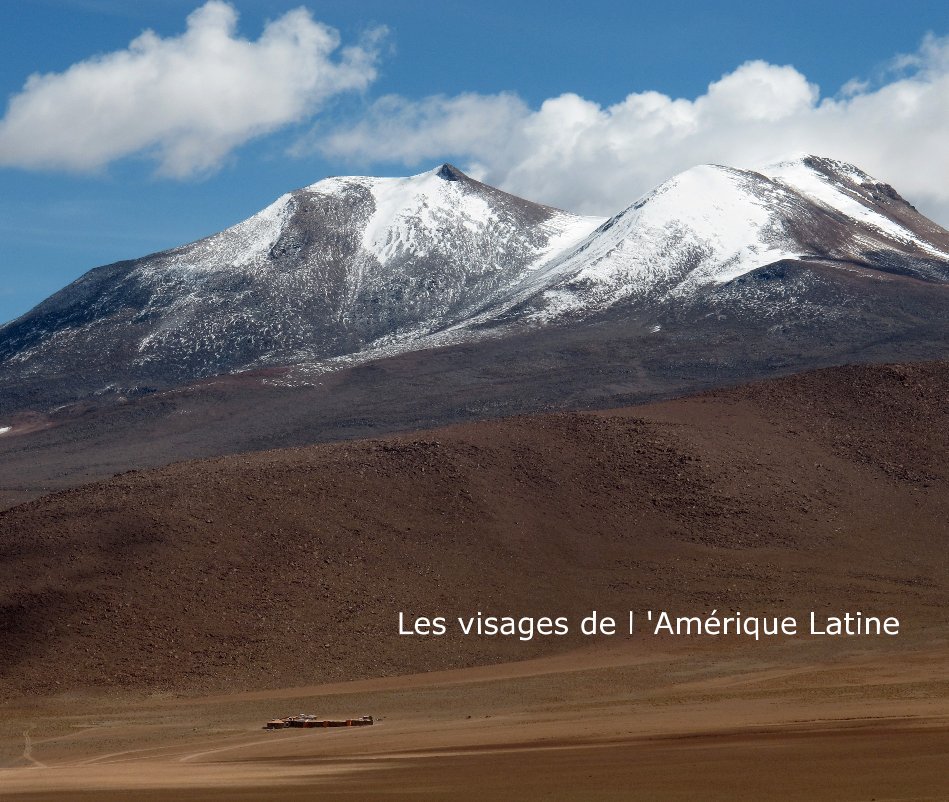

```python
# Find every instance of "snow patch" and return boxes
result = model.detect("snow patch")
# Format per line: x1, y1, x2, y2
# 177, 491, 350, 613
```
194, 192, 296, 269
528, 210, 605, 269
551, 165, 799, 302
759, 156, 946, 256
361, 169, 493, 261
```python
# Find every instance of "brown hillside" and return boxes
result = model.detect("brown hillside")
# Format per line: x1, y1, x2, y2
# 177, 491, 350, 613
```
0, 362, 947, 697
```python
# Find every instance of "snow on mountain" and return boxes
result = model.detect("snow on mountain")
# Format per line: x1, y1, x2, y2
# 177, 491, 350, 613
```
0, 164, 602, 392
758, 155, 947, 256
463, 155, 949, 326
487, 164, 800, 322
1, 155, 947, 407
164, 192, 297, 272
322, 167, 499, 263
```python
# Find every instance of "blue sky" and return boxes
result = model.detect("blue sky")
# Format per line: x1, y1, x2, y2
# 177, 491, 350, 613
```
1, 0, 948, 324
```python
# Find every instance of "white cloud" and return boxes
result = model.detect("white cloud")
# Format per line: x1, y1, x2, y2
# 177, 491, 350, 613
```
0, 1, 384, 177
319, 35, 949, 226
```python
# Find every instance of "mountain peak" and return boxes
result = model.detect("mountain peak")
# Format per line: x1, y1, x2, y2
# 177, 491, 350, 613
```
2, 154, 947, 412
435, 163, 466, 181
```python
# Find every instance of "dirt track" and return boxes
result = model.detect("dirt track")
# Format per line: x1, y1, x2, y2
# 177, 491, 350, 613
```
1, 638, 947, 800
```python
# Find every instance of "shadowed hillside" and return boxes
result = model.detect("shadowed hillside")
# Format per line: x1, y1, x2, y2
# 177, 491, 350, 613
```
1, 361, 947, 697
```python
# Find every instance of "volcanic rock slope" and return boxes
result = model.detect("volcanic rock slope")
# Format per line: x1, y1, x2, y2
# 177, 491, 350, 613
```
1, 155, 948, 412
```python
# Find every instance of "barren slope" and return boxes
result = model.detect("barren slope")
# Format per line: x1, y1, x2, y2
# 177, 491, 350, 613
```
1, 361, 946, 697
1, 640, 947, 800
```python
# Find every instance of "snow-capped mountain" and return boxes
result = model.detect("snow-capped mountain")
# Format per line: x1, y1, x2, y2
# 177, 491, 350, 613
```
1, 155, 948, 410
462, 155, 949, 327
0, 164, 600, 389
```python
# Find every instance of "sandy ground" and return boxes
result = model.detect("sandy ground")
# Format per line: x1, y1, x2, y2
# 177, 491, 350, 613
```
2, 637, 947, 800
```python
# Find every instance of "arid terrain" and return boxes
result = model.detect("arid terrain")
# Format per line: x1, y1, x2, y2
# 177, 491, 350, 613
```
1, 638, 948, 801
1, 10, 948, 793
0, 361, 947, 798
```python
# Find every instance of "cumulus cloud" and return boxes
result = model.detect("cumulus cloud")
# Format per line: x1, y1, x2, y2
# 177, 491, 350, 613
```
0, 1, 384, 177
319, 34, 949, 225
